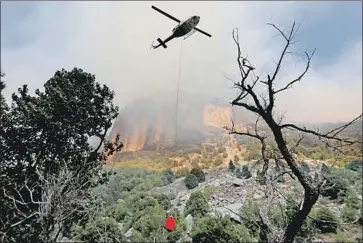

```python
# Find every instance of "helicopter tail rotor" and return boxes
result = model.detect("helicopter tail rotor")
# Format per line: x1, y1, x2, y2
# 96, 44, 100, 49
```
156, 38, 167, 49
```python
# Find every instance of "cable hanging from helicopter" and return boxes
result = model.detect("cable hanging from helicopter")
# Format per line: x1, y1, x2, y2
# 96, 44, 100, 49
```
150, 5, 211, 143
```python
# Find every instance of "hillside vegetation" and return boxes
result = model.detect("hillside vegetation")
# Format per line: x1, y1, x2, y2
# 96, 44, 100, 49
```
1, 20, 362, 243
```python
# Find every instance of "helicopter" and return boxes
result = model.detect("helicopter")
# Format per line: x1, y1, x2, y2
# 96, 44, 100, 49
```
151, 5, 212, 49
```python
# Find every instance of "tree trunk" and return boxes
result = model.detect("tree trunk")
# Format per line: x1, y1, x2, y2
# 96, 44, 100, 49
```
266, 118, 318, 243
282, 190, 319, 243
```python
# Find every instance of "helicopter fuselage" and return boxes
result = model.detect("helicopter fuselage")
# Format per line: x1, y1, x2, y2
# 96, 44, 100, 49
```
152, 15, 201, 49
172, 16, 200, 38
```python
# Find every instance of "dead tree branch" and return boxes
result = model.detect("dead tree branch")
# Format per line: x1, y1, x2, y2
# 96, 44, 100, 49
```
2, 165, 100, 242
226, 21, 361, 243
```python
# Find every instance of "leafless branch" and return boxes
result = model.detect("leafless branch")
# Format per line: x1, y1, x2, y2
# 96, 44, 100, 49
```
227, 21, 362, 243
272, 171, 296, 182
307, 215, 360, 225
2, 164, 101, 242
274, 50, 315, 95
280, 114, 362, 146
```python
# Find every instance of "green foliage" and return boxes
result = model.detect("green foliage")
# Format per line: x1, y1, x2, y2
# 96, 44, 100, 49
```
321, 168, 352, 200
200, 187, 217, 199
245, 142, 261, 160
239, 199, 261, 237
228, 160, 236, 172
313, 207, 338, 233
233, 154, 240, 162
153, 193, 172, 211
105, 202, 129, 222
191, 215, 254, 243
344, 190, 361, 210
190, 167, 206, 182
238, 165, 252, 179
345, 160, 362, 172
184, 174, 199, 189
222, 152, 228, 158
340, 205, 358, 223
103, 191, 185, 242
162, 169, 176, 186
121, 201, 186, 242
95, 168, 164, 205
185, 191, 209, 217
268, 204, 286, 229
131, 206, 168, 242
0, 68, 122, 242
166, 209, 187, 242
71, 216, 125, 242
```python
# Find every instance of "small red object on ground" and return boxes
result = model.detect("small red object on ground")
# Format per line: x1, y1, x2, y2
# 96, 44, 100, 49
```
164, 217, 176, 231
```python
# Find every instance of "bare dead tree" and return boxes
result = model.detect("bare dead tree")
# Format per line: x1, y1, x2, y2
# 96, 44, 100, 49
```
225, 22, 362, 243
1, 163, 104, 242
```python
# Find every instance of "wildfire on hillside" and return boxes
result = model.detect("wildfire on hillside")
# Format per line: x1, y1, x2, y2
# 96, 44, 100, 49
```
108, 104, 243, 153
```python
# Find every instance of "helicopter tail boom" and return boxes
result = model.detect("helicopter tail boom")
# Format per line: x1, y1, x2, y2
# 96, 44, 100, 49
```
157, 38, 167, 48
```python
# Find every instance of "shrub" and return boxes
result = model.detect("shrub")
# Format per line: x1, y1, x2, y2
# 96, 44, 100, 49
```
235, 168, 241, 178
175, 168, 189, 178
184, 191, 209, 217
233, 155, 240, 162
161, 169, 176, 186
190, 167, 206, 182
131, 206, 167, 242
344, 190, 361, 210
191, 215, 253, 243
191, 159, 200, 168
239, 199, 261, 237
213, 157, 223, 166
184, 174, 199, 189
241, 165, 252, 179
228, 160, 236, 172
71, 217, 125, 242
125, 193, 159, 216
345, 160, 362, 172
321, 170, 350, 200
222, 153, 228, 158
247, 150, 259, 160
340, 205, 358, 223
313, 207, 338, 233
105, 202, 129, 222
256, 169, 266, 185
153, 193, 172, 210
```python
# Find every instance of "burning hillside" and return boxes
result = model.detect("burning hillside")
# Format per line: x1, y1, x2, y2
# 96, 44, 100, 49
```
108, 91, 252, 152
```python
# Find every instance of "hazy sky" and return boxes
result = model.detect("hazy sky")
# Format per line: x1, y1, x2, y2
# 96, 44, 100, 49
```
1, 1, 362, 123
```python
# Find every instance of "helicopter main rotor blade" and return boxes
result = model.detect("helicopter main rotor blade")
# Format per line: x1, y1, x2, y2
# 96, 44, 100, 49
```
152, 6, 181, 23
194, 27, 212, 38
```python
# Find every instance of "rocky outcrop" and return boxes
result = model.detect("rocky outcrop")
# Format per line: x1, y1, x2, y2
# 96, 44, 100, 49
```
210, 203, 243, 223
185, 214, 194, 234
